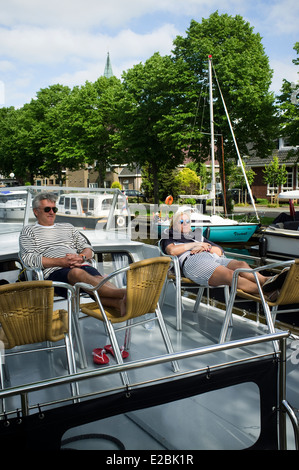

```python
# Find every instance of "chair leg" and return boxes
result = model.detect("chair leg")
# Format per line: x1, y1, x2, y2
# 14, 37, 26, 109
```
155, 304, 180, 373
72, 315, 87, 369
64, 333, 80, 400
271, 305, 279, 325
175, 282, 183, 331
0, 350, 5, 414
219, 290, 236, 344
123, 319, 133, 351
193, 287, 205, 312
105, 320, 130, 387
262, 303, 279, 352
159, 278, 168, 310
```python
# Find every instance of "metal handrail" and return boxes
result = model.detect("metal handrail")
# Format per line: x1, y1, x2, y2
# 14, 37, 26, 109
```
0, 332, 289, 401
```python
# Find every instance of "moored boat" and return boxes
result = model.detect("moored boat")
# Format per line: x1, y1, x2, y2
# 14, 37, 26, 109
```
0, 189, 33, 221
55, 190, 131, 229
261, 190, 299, 259
153, 205, 259, 242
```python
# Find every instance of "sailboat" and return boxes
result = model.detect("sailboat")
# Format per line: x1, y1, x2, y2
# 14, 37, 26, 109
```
153, 55, 260, 243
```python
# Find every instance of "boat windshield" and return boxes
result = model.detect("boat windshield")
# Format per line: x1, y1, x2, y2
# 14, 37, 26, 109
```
0, 186, 131, 239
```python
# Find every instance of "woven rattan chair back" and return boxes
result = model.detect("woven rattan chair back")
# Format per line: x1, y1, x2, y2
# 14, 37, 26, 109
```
0, 281, 67, 349
81, 257, 171, 324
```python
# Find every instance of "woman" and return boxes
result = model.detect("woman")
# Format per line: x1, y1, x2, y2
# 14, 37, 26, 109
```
161, 209, 286, 298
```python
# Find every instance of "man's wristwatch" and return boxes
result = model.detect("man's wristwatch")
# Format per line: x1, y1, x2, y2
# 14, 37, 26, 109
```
81, 254, 87, 262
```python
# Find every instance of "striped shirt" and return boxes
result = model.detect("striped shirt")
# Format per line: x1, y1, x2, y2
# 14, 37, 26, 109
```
19, 223, 93, 279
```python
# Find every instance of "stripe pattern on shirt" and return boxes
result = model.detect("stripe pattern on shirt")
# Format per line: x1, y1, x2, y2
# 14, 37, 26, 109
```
19, 223, 93, 279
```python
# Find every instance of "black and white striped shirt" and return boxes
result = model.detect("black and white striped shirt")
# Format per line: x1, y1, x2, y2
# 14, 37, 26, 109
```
19, 223, 93, 279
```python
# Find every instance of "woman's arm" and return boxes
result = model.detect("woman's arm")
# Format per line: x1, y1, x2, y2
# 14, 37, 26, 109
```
165, 241, 213, 256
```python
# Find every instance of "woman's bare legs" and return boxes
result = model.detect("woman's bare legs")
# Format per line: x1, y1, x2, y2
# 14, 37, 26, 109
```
226, 260, 269, 286
67, 268, 127, 316
208, 260, 269, 294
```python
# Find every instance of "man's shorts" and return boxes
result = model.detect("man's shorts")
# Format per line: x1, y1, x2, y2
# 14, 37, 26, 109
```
48, 265, 102, 296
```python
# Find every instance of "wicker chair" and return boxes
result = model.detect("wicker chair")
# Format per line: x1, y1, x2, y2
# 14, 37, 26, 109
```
75, 257, 179, 384
0, 281, 78, 406
17, 254, 90, 369
219, 259, 297, 348
158, 240, 230, 331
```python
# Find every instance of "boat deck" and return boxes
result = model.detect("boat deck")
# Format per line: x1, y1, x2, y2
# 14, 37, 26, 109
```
0, 186, 298, 451
1, 288, 298, 451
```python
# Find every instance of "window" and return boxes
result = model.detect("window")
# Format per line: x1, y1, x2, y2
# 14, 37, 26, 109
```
281, 167, 294, 190
71, 198, 77, 210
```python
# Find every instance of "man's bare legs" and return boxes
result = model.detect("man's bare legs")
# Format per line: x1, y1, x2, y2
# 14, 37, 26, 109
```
208, 260, 270, 294
67, 267, 127, 316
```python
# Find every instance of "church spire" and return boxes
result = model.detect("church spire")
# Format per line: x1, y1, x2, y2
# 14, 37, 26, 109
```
104, 52, 113, 78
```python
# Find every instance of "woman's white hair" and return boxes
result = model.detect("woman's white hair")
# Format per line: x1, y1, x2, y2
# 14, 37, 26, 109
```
171, 206, 191, 230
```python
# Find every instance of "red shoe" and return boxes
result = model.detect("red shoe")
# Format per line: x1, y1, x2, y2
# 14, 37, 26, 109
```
104, 344, 129, 359
92, 348, 109, 365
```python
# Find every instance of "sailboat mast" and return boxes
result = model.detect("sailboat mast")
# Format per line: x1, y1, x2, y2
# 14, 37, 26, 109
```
214, 67, 260, 222
208, 55, 216, 215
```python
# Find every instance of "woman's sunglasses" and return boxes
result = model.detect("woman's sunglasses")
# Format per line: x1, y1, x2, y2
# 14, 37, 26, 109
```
180, 219, 190, 224
41, 206, 58, 213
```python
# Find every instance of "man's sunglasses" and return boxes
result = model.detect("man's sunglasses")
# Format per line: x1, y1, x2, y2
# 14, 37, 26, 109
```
41, 206, 58, 213
180, 219, 190, 224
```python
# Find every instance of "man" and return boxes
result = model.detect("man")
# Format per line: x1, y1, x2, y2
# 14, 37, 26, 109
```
19, 191, 126, 315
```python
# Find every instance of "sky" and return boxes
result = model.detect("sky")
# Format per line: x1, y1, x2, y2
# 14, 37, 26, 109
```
0, 0, 298, 109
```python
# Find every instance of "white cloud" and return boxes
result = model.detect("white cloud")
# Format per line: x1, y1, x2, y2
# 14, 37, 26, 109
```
270, 58, 299, 94
0, 0, 249, 30
0, 22, 179, 66
0, 0, 298, 107
265, 0, 299, 34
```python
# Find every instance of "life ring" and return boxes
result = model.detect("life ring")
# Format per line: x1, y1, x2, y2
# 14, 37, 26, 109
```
116, 216, 125, 227
165, 195, 173, 205
289, 199, 296, 220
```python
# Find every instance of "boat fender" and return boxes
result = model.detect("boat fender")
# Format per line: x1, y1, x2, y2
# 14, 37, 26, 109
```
165, 195, 173, 205
116, 215, 125, 227
259, 235, 268, 258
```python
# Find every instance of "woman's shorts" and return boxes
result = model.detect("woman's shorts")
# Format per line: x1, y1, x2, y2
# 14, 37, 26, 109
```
48, 265, 102, 296
182, 252, 232, 286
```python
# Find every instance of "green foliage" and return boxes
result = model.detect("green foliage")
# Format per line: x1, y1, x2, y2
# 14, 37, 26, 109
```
262, 156, 287, 188
111, 181, 122, 190
276, 42, 299, 158
112, 52, 199, 203
173, 168, 201, 195
173, 11, 278, 173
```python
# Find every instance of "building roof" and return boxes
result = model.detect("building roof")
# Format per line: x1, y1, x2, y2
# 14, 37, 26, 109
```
247, 148, 298, 167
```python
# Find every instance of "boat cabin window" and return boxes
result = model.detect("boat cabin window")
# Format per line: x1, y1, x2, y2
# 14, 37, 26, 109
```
102, 198, 113, 210
80, 198, 95, 213
0, 193, 26, 203
71, 198, 77, 210
59, 197, 77, 211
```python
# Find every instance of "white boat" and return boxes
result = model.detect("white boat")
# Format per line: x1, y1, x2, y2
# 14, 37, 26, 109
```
0, 190, 32, 221
55, 190, 131, 229
0, 186, 298, 451
154, 203, 259, 243
261, 190, 299, 259
153, 57, 260, 243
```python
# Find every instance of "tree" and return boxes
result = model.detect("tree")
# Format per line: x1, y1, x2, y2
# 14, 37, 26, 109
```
174, 168, 201, 195
0, 85, 72, 184
113, 52, 199, 204
276, 42, 299, 158
173, 11, 278, 210
263, 156, 287, 199
54, 76, 123, 186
